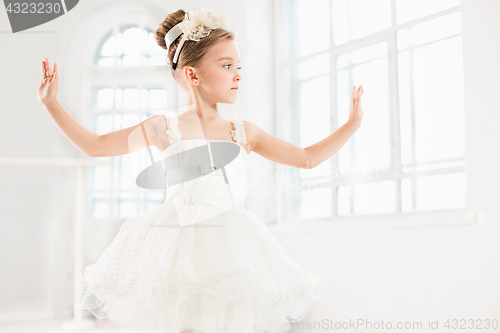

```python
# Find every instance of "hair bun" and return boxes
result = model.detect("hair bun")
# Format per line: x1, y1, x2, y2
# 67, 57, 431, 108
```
155, 9, 186, 51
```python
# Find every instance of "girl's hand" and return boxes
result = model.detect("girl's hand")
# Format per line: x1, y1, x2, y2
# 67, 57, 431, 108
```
348, 85, 364, 125
38, 58, 59, 106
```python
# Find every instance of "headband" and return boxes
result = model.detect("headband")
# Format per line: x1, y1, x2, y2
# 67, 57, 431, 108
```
164, 8, 230, 70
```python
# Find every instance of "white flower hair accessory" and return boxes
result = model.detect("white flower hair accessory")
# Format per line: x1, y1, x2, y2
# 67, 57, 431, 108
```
164, 8, 230, 70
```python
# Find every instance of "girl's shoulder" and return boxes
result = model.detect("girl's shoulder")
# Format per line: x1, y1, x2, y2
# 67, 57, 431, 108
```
234, 118, 259, 149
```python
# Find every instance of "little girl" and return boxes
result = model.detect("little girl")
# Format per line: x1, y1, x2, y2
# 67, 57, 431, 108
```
38, 8, 363, 333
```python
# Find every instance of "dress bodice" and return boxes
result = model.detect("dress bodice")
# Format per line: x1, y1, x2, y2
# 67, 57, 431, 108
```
161, 110, 249, 227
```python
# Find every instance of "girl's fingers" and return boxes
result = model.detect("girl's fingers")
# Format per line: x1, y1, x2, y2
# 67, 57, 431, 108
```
51, 64, 58, 83
51, 63, 56, 82
42, 61, 47, 79
355, 85, 364, 99
45, 58, 52, 77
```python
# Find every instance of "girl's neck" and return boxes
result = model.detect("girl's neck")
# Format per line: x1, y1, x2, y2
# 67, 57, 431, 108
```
184, 101, 221, 121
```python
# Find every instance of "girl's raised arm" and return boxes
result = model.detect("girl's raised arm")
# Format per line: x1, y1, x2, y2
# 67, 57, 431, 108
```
38, 58, 163, 157
248, 85, 364, 169
92, 116, 162, 157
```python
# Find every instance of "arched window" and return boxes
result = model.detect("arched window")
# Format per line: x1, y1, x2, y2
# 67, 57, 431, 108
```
86, 24, 171, 221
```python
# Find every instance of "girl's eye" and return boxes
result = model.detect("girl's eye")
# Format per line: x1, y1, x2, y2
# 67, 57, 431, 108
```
224, 64, 243, 70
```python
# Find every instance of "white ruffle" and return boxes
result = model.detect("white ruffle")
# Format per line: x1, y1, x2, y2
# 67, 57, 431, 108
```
229, 115, 247, 144
164, 110, 183, 144
75, 205, 322, 333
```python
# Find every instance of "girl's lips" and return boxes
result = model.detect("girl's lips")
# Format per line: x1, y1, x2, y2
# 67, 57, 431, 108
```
231, 87, 239, 90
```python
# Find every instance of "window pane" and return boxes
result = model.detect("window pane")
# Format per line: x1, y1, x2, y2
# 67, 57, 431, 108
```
398, 35, 464, 172
298, 53, 330, 80
93, 113, 113, 134
148, 31, 167, 56
118, 114, 145, 193
398, 51, 412, 169
100, 35, 115, 57
142, 30, 148, 54
141, 89, 149, 109
123, 88, 140, 109
401, 172, 465, 212
299, 75, 330, 176
113, 192, 137, 219
116, 33, 123, 56
122, 27, 142, 55
149, 89, 167, 109
89, 192, 110, 218
411, 12, 461, 47
114, 154, 136, 190
123, 54, 142, 66
148, 56, 168, 66
88, 166, 111, 190
337, 180, 395, 215
140, 191, 165, 210
115, 89, 123, 109
150, 109, 165, 116
138, 145, 161, 181
94, 88, 114, 109
122, 113, 140, 129
285, 186, 332, 219
337, 43, 390, 174
396, 0, 460, 25
114, 114, 122, 131
281, 0, 329, 62
332, 0, 391, 45
350, 42, 387, 64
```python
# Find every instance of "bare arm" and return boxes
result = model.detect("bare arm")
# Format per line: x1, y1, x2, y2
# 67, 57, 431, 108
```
94, 115, 161, 158
41, 100, 100, 156
247, 119, 360, 169
39, 58, 162, 157
303, 119, 361, 169
246, 121, 310, 169
248, 85, 364, 169
42, 99, 162, 157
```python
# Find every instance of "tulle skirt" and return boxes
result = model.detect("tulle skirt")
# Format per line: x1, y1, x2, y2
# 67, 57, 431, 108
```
75, 202, 322, 333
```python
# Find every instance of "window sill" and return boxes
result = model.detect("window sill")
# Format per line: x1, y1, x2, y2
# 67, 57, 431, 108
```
267, 208, 477, 234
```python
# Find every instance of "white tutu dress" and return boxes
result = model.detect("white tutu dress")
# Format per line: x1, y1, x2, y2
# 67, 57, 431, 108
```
75, 110, 322, 333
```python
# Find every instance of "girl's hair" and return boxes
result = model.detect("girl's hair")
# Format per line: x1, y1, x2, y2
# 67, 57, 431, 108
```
155, 9, 235, 81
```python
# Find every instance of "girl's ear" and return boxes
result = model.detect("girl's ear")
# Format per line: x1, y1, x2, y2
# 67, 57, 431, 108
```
184, 66, 199, 86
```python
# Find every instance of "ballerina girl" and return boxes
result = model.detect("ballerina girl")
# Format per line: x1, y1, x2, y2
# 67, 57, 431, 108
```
38, 7, 364, 333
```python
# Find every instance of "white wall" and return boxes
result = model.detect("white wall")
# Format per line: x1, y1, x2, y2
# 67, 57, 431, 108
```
0, 0, 499, 331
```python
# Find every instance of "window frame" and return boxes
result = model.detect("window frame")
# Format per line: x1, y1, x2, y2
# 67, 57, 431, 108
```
272, 0, 473, 229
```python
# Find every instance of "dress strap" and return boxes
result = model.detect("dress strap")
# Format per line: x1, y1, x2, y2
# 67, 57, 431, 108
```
229, 114, 247, 144
164, 110, 182, 144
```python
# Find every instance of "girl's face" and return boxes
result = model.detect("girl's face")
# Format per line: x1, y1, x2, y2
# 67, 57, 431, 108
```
188, 39, 242, 104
